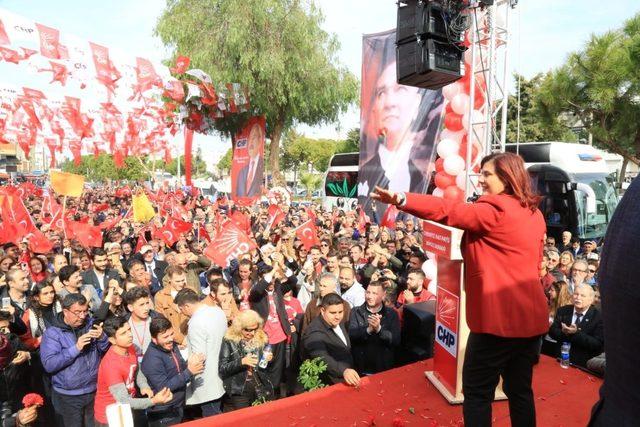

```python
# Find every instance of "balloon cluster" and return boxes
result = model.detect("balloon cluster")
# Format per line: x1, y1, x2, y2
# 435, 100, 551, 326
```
432, 22, 489, 202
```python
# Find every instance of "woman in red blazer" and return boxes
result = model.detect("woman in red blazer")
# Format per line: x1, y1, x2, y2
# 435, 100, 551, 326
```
372, 152, 548, 427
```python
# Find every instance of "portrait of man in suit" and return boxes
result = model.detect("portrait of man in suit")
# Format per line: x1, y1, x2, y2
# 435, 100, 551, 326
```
357, 30, 444, 218
235, 122, 264, 198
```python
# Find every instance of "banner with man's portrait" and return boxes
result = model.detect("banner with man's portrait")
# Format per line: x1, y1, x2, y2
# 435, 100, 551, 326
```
231, 116, 266, 204
357, 30, 444, 218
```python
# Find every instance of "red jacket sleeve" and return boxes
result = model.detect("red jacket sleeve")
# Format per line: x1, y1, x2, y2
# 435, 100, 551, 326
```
19, 311, 40, 350
403, 193, 505, 234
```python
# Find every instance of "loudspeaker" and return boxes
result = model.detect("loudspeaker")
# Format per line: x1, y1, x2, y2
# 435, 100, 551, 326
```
396, 37, 464, 90
397, 300, 436, 364
397, 0, 448, 44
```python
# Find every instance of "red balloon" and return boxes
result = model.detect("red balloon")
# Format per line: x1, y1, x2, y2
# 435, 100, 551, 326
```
434, 171, 456, 189
435, 157, 445, 172
443, 185, 464, 202
458, 141, 479, 160
474, 87, 485, 110
445, 102, 454, 115
444, 113, 464, 132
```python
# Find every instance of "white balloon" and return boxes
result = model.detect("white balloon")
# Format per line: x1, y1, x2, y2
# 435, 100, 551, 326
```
440, 129, 466, 144
442, 82, 462, 101
443, 155, 465, 176
455, 173, 467, 191
436, 138, 460, 159
462, 109, 485, 132
422, 258, 438, 281
432, 187, 444, 198
450, 93, 470, 115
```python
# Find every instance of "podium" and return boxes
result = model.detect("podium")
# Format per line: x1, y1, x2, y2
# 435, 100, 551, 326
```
422, 220, 506, 404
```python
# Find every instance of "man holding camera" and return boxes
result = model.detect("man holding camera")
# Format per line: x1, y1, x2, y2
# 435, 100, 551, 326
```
40, 293, 110, 427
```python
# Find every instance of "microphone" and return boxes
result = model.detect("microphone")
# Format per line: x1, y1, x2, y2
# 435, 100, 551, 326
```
466, 192, 480, 203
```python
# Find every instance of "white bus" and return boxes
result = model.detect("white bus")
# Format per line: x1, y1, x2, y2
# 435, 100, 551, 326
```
322, 152, 359, 211
506, 142, 619, 243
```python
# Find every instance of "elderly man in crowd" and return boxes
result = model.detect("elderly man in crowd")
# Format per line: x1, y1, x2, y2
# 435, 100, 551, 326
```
549, 284, 604, 368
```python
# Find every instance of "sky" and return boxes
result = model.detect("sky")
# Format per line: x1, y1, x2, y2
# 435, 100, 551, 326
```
0, 0, 639, 168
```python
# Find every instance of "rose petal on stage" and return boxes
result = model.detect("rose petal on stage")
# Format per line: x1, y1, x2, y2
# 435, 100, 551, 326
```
560, 379, 567, 385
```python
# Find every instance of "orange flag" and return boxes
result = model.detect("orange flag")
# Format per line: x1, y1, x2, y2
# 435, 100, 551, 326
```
50, 170, 85, 197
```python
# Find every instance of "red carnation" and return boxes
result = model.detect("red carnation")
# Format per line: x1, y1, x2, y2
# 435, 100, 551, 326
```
22, 393, 44, 408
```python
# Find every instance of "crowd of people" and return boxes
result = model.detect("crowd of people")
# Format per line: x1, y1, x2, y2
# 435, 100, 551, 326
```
0, 182, 605, 426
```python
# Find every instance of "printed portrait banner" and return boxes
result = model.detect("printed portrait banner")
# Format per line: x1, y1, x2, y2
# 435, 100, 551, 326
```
231, 116, 265, 204
357, 29, 444, 219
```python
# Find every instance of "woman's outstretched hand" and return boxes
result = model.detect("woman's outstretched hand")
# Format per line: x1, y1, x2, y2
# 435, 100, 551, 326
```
370, 186, 401, 206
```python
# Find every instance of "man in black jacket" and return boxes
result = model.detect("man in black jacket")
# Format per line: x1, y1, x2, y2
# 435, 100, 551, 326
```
141, 317, 204, 426
82, 248, 121, 298
549, 284, 603, 368
349, 281, 401, 375
248, 262, 296, 393
302, 293, 360, 387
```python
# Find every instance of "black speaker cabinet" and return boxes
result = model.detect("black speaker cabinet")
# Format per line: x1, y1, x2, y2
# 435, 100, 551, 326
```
397, 300, 436, 365
397, 0, 448, 44
396, 36, 463, 90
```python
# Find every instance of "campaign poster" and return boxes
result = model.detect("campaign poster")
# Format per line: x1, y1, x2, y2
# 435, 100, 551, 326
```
231, 116, 265, 204
357, 29, 444, 219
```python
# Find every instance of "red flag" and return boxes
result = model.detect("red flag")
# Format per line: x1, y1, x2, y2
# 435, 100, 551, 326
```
135, 230, 149, 253
198, 224, 211, 243
266, 204, 285, 231
230, 210, 251, 235
64, 220, 103, 248
0, 19, 10, 45
295, 219, 320, 250
35, 23, 64, 59
203, 220, 257, 267
305, 207, 317, 223
165, 216, 192, 235
380, 204, 399, 230
28, 230, 54, 254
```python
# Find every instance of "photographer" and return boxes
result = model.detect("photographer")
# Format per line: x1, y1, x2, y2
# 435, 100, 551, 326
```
40, 293, 109, 427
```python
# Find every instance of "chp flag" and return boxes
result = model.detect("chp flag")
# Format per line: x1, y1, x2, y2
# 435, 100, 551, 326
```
204, 220, 257, 267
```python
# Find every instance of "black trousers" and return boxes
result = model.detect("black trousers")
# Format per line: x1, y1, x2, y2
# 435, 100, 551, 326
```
462, 333, 541, 427
223, 380, 257, 412
51, 389, 95, 427
264, 340, 286, 395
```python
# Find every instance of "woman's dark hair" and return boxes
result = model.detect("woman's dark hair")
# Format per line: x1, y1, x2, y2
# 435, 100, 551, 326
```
29, 257, 47, 273
480, 152, 541, 211
29, 280, 58, 311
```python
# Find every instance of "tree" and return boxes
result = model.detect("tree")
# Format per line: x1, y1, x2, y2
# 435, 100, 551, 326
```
281, 131, 338, 177
335, 128, 360, 153
499, 74, 577, 143
536, 14, 640, 169
60, 154, 148, 181
164, 155, 208, 177
217, 148, 233, 175
298, 172, 322, 197
155, 0, 359, 183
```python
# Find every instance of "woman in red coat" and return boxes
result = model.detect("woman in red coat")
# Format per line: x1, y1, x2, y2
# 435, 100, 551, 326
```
372, 152, 548, 427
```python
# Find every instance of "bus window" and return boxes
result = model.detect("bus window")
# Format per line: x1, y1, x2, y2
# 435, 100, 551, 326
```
574, 173, 619, 240
325, 171, 358, 198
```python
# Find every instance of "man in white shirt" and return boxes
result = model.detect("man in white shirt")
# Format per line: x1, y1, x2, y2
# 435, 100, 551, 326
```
338, 267, 365, 308
175, 288, 227, 417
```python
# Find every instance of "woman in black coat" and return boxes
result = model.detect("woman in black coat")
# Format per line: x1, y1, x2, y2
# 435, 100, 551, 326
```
218, 310, 273, 411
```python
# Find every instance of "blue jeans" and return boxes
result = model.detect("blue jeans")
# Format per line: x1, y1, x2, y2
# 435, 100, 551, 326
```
147, 407, 183, 426
200, 398, 223, 417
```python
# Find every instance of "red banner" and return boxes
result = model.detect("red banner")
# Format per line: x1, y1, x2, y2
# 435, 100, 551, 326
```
231, 116, 265, 204
204, 220, 257, 267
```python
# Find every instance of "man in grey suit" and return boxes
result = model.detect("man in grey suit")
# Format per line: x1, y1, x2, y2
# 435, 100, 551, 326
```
235, 122, 264, 198
82, 248, 121, 298
588, 177, 640, 426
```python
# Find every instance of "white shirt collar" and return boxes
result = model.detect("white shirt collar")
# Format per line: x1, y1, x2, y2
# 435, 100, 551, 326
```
378, 142, 413, 192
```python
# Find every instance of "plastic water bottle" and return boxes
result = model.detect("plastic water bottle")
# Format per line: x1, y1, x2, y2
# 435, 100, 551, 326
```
258, 344, 272, 369
560, 342, 571, 369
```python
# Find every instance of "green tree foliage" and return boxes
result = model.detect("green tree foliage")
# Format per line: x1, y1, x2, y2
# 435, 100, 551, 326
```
499, 74, 577, 143
155, 0, 359, 183
536, 14, 640, 165
60, 155, 149, 181
217, 148, 233, 175
298, 172, 323, 197
164, 155, 208, 177
334, 127, 360, 153
281, 130, 337, 173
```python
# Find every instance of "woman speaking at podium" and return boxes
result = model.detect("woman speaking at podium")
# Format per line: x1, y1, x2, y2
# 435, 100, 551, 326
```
372, 152, 549, 427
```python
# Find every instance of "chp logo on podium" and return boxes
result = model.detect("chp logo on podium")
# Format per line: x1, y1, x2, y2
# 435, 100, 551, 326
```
435, 288, 459, 358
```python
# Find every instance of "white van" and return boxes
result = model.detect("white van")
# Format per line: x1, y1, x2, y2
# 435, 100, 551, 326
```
321, 152, 359, 211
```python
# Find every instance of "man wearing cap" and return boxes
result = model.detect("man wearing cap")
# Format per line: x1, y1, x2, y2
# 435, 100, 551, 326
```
140, 245, 168, 286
